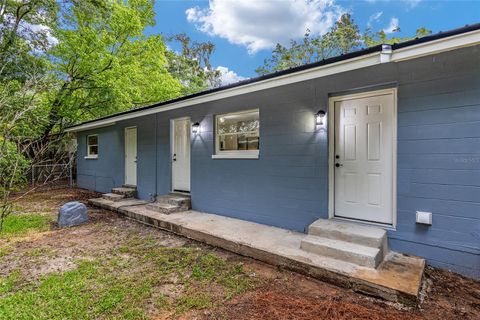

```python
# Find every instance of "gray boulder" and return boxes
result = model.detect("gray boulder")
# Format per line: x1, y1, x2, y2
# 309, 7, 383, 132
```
58, 201, 88, 227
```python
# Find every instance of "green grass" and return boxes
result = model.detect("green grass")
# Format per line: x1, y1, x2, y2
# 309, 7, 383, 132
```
0, 213, 53, 238
0, 235, 257, 319
175, 291, 214, 313
0, 260, 150, 320
0, 245, 13, 258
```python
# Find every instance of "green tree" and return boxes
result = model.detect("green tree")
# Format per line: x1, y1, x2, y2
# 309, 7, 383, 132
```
0, 0, 58, 230
334, 13, 361, 54
363, 27, 432, 47
43, 0, 183, 137
256, 13, 432, 75
167, 33, 221, 93
0, 0, 213, 230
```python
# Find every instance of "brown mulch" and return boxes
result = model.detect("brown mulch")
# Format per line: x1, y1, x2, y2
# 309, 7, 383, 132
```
210, 265, 480, 320
204, 260, 480, 320
217, 290, 420, 320
11, 187, 101, 215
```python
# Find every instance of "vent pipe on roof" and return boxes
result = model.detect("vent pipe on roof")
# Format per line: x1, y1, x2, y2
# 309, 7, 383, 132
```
380, 44, 392, 63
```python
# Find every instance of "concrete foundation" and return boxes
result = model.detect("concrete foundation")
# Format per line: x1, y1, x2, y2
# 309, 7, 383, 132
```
89, 197, 425, 305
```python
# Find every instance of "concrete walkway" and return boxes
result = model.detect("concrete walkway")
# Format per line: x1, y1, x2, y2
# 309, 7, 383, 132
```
89, 197, 425, 305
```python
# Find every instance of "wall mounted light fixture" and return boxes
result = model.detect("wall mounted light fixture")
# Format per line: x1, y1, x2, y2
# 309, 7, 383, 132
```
192, 122, 200, 135
315, 110, 326, 126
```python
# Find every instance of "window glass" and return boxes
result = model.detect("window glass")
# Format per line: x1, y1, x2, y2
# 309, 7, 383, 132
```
216, 110, 259, 152
87, 135, 98, 157
88, 135, 98, 146
89, 145, 98, 155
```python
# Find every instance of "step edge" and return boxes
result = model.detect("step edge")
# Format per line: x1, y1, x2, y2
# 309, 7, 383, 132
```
300, 236, 382, 268
309, 220, 387, 236
309, 224, 386, 238
308, 226, 387, 247
301, 235, 381, 257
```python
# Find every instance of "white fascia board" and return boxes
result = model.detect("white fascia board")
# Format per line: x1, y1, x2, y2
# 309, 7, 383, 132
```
67, 29, 480, 133
65, 53, 381, 132
65, 122, 116, 132
391, 28, 480, 62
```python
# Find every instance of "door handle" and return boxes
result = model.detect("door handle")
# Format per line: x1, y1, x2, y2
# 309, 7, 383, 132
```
335, 163, 343, 168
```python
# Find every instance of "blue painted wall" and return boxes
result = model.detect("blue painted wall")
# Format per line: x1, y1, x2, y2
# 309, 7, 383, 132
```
77, 126, 124, 192
76, 45, 480, 278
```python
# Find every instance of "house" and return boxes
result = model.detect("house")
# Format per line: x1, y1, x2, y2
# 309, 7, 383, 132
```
67, 24, 480, 280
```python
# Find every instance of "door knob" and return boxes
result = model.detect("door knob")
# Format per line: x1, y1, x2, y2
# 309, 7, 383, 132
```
335, 163, 343, 168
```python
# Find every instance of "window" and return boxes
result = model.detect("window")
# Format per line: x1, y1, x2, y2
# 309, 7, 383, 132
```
86, 135, 98, 159
213, 109, 259, 159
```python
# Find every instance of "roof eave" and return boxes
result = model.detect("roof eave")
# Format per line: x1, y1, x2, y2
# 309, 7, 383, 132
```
66, 24, 480, 133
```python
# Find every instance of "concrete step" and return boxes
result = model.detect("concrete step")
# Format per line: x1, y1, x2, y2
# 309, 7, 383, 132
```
156, 193, 191, 209
308, 219, 387, 250
102, 193, 125, 202
300, 235, 383, 268
145, 202, 186, 215
111, 187, 136, 198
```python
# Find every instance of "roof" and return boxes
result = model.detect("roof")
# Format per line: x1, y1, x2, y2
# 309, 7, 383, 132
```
67, 23, 480, 132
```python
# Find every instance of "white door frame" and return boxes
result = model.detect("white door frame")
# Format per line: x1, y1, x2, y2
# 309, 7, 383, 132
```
124, 126, 137, 186
327, 88, 397, 228
170, 117, 191, 193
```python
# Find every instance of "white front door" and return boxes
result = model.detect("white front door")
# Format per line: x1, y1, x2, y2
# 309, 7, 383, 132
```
333, 92, 395, 225
172, 118, 191, 192
125, 127, 137, 186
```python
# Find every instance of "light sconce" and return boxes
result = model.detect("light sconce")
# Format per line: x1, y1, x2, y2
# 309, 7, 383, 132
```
192, 122, 200, 135
315, 110, 326, 126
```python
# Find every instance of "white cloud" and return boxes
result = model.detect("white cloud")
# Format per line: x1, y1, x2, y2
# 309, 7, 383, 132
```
0, 13, 58, 48
367, 11, 383, 27
26, 23, 58, 46
186, 0, 343, 54
383, 17, 399, 34
216, 66, 247, 85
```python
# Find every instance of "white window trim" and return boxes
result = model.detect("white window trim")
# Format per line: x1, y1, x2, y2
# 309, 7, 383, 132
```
212, 151, 259, 159
213, 109, 259, 159
85, 134, 98, 159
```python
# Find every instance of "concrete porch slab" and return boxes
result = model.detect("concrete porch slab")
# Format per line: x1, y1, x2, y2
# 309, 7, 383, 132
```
88, 197, 148, 211
89, 198, 425, 305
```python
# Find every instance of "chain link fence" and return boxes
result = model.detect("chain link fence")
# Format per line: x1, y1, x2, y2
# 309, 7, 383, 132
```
31, 163, 74, 189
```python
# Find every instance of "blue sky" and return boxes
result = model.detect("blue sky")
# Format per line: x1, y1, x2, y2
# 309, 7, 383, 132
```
146, 0, 480, 84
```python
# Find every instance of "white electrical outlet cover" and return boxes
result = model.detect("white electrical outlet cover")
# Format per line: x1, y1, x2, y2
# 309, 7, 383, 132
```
416, 211, 432, 225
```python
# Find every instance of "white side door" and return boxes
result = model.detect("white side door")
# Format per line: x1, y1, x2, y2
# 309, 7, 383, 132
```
172, 118, 191, 192
334, 93, 394, 224
125, 127, 137, 186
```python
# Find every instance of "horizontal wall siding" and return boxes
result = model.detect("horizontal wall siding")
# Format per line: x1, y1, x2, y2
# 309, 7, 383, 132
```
76, 118, 157, 199
393, 45, 480, 278
150, 90, 330, 232
77, 126, 124, 193
76, 45, 480, 278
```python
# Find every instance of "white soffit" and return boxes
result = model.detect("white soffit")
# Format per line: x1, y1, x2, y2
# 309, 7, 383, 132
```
66, 28, 480, 133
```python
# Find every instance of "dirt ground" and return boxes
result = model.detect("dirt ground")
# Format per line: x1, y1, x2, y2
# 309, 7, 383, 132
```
2, 188, 479, 319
